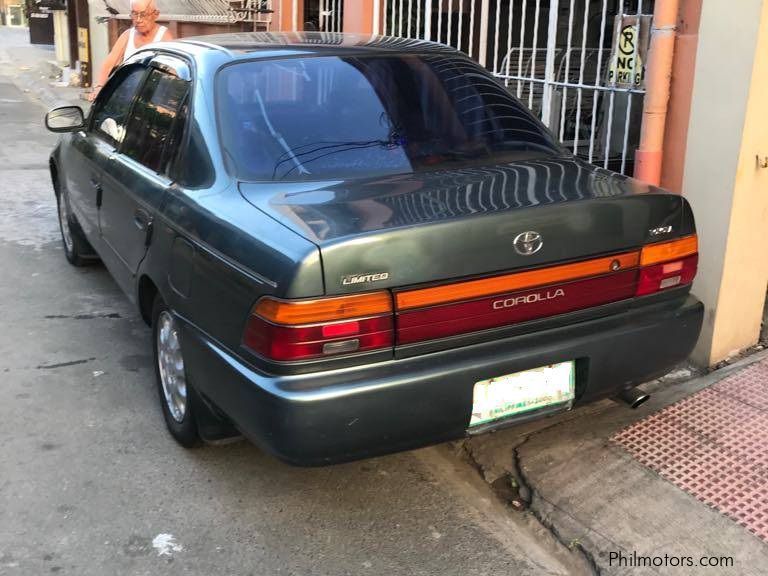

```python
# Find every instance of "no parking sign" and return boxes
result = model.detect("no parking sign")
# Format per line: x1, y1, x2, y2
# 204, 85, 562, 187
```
607, 15, 652, 89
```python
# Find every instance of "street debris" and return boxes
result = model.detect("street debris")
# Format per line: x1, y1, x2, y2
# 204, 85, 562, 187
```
152, 533, 183, 557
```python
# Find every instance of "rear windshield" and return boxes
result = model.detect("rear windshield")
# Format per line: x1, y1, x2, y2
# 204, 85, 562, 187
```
217, 54, 562, 182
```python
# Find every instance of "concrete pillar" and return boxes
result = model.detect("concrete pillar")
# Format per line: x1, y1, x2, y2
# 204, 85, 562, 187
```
660, 0, 702, 193
88, 3, 108, 88
682, 0, 768, 365
276, 0, 304, 32
343, 0, 377, 34
53, 10, 70, 66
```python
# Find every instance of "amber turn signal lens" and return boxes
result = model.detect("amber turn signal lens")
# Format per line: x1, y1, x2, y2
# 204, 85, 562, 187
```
395, 251, 640, 311
640, 235, 698, 267
253, 292, 393, 325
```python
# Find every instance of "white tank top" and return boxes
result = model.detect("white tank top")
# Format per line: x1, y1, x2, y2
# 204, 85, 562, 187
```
124, 25, 167, 60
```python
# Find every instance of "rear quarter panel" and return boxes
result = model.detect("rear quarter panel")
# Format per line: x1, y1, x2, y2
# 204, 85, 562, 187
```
139, 182, 323, 358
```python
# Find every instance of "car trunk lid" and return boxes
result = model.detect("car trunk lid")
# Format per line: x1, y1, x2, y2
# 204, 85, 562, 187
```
239, 157, 689, 293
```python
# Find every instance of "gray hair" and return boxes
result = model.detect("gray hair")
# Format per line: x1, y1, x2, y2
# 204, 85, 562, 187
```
130, 0, 158, 10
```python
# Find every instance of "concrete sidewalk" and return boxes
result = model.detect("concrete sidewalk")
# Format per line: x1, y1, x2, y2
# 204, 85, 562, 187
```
0, 27, 85, 110
465, 350, 768, 575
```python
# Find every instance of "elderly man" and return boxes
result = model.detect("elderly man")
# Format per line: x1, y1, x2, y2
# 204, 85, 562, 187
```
90, 0, 174, 99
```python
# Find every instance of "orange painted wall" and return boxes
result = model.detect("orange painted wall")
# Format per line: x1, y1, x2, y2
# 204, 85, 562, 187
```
343, 0, 377, 35
275, 0, 304, 32
660, 0, 703, 193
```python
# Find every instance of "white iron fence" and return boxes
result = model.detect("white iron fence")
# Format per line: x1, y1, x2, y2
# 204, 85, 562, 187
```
303, 0, 344, 32
377, 0, 652, 176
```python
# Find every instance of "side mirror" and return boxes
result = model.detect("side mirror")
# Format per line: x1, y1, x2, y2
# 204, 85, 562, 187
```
45, 106, 86, 133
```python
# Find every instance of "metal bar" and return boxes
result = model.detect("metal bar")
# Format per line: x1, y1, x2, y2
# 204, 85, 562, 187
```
604, 1, 625, 167
425, 0, 433, 40
458, 0, 465, 52
541, 0, 560, 125
504, 2, 525, 90
437, 0, 443, 43
292, 0, 298, 31
559, 0, 576, 142
492, 0, 501, 73
477, 0, 491, 67
391, 0, 396, 36
621, 0, 643, 174
469, 0, 477, 60
621, 93, 633, 173
408, 0, 413, 37
604, 90, 615, 168
572, 0, 591, 154
448, 0, 454, 47
529, 0, 541, 110
323, 0, 328, 31
517, 0, 528, 97
374, 0, 381, 34
587, 0, 608, 163
492, 75, 646, 94
399, 0, 404, 35
417, 0, 422, 38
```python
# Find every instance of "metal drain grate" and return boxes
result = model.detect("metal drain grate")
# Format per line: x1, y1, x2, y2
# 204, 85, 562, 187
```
613, 358, 768, 542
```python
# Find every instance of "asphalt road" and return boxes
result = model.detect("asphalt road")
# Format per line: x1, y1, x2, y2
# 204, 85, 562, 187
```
0, 29, 578, 576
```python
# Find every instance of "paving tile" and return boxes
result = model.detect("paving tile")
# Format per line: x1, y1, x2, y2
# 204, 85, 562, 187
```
612, 357, 768, 542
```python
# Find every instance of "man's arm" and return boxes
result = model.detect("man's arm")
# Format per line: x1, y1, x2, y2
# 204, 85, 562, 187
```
93, 30, 130, 91
161, 28, 175, 41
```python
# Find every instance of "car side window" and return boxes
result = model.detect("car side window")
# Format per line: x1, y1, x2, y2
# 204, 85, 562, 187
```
122, 69, 190, 174
90, 65, 147, 147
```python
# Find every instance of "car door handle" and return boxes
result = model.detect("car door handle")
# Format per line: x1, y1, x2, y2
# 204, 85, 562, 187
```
134, 209, 150, 231
135, 209, 154, 246
90, 179, 103, 207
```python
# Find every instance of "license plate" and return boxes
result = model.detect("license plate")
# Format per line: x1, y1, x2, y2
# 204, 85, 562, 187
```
469, 362, 575, 427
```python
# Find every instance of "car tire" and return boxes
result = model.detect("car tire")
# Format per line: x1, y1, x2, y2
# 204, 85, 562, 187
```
55, 187, 96, 267
152, 296, 201, 448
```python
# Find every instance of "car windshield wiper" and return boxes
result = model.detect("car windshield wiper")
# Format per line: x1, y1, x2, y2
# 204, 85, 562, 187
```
272, 132, 404, 180
254, 89, 310, 178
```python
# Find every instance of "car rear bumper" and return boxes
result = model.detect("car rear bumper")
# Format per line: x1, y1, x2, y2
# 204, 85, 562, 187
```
180, 294, 704, 466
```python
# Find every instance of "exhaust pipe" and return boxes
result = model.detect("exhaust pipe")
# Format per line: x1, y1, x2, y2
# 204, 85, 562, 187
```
618, 388, 651, 409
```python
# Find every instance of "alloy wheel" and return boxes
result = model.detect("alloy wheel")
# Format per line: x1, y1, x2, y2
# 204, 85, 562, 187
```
157, 311, 187, 423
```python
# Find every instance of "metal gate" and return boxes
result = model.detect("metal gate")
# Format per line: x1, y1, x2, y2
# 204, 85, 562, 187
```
304, 0, 344, 32
378, 0, 653, 176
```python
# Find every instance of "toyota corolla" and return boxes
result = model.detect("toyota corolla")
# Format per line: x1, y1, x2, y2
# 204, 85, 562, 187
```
45, 33, 703, 465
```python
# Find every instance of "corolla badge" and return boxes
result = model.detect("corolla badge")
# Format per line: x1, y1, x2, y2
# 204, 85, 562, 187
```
513, 231, 543, 256
492, 289, 566, 310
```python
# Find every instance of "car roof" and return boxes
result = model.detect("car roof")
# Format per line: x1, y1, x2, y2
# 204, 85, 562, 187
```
171, 31, 460, 61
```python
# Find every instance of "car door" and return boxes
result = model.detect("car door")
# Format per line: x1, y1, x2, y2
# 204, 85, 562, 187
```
63, 64, 149, 242
97, 56, 192, 294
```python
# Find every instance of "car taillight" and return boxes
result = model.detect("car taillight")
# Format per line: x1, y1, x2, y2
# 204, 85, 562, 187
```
242, 292, 394, 361
636, 235, 698, 296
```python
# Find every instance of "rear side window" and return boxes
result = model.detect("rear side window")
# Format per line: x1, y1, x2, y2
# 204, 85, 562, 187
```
217, 54, 561, 182
122, 69, 189, 173
91, 65, 146, 147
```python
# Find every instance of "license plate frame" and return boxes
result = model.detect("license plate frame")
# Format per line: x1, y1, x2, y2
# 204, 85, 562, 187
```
469, 361, 576, 428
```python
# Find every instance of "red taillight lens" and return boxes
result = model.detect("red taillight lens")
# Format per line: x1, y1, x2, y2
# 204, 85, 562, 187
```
636, 235, 699, 297
636, 254, 698, 296
243, 293, 394, 361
